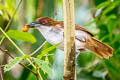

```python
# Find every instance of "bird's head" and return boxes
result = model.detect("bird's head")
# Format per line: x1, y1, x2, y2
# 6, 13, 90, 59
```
22, 17, 63, 32
28, 17, 58, 28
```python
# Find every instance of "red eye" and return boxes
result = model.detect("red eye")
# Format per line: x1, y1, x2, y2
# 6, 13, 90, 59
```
41, 20, 47, 24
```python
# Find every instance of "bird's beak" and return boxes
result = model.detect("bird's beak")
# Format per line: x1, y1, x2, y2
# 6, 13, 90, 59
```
22, 22, 38, 32
27, 22, 37, 28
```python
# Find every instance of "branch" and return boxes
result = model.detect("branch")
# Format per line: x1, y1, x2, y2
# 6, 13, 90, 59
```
0, 27, 36, 69
30, 41, 47, 56
0, 48, 37, 76
62, 0, 76, 80
0, 68, 3, 80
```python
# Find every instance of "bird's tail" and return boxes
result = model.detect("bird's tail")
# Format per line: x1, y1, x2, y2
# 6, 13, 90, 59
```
85, 37, 113, 59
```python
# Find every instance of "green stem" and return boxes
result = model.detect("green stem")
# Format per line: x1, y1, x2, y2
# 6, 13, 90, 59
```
0, 28, 24, 55
0, 27, 36, 69
0, 36, 5, 45
30, 41, 47, 56
37, 67, 43, 80
39, 71, 43, 80
5, 0, 23, 31
0, 0, 23, 45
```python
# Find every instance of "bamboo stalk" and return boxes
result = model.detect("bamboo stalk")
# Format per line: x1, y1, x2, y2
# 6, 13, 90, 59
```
62, 0, 76, 80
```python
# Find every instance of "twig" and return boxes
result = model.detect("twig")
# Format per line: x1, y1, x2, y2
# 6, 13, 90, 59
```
36, 67, 40, 80
36, 66, 43, 80
0, 48, 37, 76
0, 65, 5, 68
0, 68, 3, 80
0, 0, 23, 45
30, 41, 47, 56
39, 71, 43, 80
0, 27, 36, 69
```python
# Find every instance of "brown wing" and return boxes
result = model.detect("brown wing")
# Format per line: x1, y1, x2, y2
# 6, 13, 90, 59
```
75, 24, 93, 36
58, 21, 94, 36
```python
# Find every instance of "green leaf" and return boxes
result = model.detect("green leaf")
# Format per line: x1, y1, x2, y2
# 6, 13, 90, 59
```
0, 5, 6, 10
96, 1, 110, 9
34, 58, 52, 76
22, 55, 31, 59
6, 30, 36, 43
113, 32, 120, 43
45, 56, 49, 64
77, 52, 95, 67
104, 60, 120, 73
4, 57, 22, 72
37, 42, 61, 59
102, 1, 120, 15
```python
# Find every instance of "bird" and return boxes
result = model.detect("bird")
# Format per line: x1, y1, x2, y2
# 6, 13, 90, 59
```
25, 17, 113, 59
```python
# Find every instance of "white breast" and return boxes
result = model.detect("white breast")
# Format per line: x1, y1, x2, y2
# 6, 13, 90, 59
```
37, 26, 64, 45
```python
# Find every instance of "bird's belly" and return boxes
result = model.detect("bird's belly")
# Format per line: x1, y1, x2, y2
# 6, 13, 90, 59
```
45, 35, 85, 51
43, 31, 64, 45
46, 35, 63, 45
43, 33, 85, 50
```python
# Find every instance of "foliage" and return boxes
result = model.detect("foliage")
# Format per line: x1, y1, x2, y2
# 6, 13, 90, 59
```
34, 58, 52, 76
37, 42, 61, 59
4, 57, 23, 72
7, 30, 37, 43
0, 0, 120, 80
94, 0, 120, 80
77, 0, 120, 80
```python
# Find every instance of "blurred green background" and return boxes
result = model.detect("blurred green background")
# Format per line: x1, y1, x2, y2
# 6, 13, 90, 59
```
0, 0, 120, 80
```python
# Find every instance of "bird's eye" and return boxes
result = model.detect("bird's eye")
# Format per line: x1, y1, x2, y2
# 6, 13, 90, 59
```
41, 20, 47, 24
